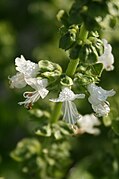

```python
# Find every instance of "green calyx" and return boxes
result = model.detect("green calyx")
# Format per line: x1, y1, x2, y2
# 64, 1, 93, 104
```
38, 60, 62, 81
60, 75, 73, 87
75, 63, 103, 86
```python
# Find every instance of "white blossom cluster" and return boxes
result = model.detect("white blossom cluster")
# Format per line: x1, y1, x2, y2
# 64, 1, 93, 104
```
9, 39, 115, 134
9, 55, 49, 109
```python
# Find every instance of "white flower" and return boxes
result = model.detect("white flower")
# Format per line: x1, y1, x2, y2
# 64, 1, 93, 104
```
98, 39, 114, 71
87, 83, 116, 117
9, 55, 39, 88
8, 73, 26, 88
50, 87, 85, 124
15, 55, 39, 77
18, 78, 49, 109
77, 114, 100, 135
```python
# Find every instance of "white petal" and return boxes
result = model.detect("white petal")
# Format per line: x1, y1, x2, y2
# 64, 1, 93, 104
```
88, 83, 115, 102
15, 55, 39, 77
88, 96, 100, 106
98, 39, 114, 71
78, 114, 100, 134
38, 88, 49, 99
49, 98, 62, 103
26, 78, 49, 98
87, 83, 115, 117
92, 103, 110, 117
50, 87, 85, 102
9, 73, 26, 88
75, 94, 85, 99
63, 101, 81, 124
25, 78, 48, 91
59, 88, 76, 101
18, 78, 49, 108
15, 55, 26, 67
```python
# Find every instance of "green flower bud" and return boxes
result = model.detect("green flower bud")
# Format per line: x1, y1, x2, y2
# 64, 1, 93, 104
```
75, 72, 94, 86
56, 10, 69, 26
42, 70, 62, 81
38, 60, 62, 81
60, 75, 73, 87
57, 10, 65, 22
39, 60, 61, 72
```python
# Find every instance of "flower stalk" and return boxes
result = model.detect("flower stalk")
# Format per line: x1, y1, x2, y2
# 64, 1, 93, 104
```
50, 24, 88, 123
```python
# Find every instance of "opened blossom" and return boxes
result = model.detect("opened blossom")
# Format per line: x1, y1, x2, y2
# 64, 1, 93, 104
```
87, 83, 116, 117
77, 114, 100, 135
50, 87, 85, 124
9, 55, 39, 88
98, 39, 114, 71
19, 78, 49, 109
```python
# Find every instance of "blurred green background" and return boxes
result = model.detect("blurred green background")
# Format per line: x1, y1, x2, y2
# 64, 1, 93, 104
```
0, 0, 119, 178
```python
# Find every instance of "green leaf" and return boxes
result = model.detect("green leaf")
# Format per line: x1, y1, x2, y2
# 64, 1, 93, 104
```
79, 45, 98, 64
59, 33, 74, 50
87, 2, 108, 19
78, 46, 88, 62
90, 63, 103, 77
69, 44, 81, 59
87, 46, 98, 63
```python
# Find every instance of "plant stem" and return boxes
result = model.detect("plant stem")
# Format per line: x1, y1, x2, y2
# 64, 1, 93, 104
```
50, 24, 88, 123
66, 58, 79, 77
78, 23, 89, 41
50, 58, 79, 123
50, 102, 62, 123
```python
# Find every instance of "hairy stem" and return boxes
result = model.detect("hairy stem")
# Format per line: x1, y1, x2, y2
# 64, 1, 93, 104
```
50, 24, 88, 123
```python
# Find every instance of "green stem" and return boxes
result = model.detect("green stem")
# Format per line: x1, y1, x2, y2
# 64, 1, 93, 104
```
50, 102, 62, 123
66, 58, 79, 77
50, 58, 79, 123
78, 23, 89, 41
50, 24, 88, 123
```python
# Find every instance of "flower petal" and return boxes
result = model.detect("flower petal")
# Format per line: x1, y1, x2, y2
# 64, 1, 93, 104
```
87, 83, 115, 117
77, 114, 100, 134
98, 39, 114, 71
25, 78, 48, 90
50, 87, 85, 102
38, 88, 49, 99
15, 55, 39, 77
8, 73, 26, 88
92, 103, 110, 117
63, 101, 81, 124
